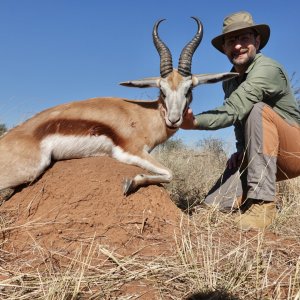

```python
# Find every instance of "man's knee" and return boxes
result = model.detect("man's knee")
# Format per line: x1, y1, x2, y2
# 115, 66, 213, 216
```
246, 102, 266, 127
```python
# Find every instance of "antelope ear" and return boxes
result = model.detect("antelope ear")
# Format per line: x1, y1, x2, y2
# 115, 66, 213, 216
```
192, 72, 239, 87
120, 77, 161, 88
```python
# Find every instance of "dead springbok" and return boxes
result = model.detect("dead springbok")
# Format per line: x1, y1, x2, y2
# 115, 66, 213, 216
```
0, 17, 237, 198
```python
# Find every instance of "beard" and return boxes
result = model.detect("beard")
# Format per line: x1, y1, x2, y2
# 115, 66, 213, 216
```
230, 48, 256, 66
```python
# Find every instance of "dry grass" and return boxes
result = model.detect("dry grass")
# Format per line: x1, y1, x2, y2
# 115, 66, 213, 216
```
154, 140, 228, 212
1, 138, 300, 299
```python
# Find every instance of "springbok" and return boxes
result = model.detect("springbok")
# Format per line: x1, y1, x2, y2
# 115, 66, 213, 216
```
0, 17, 237, 198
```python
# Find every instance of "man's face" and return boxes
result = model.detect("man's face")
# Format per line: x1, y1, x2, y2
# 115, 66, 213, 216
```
222, 29, 261, 67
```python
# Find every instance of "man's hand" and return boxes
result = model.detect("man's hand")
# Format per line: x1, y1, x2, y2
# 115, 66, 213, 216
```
227, 151, 244, 169
181, 108, 198, 129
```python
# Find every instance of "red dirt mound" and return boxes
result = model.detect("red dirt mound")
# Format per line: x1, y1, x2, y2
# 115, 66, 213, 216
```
1, 157, 183, 263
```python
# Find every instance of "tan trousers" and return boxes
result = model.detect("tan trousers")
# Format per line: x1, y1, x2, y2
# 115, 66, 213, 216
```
204, 102, 300, 211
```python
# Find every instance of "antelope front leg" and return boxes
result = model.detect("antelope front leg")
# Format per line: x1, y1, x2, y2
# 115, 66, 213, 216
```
123, 170, 172, 195
112, 148, 172, 195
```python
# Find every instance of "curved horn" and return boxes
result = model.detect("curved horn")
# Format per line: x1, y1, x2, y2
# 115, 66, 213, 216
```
153, 19, 173, 78
178, 17, 203, 77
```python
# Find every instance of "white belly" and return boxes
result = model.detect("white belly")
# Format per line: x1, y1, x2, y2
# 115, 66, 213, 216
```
40, 134, 115, 161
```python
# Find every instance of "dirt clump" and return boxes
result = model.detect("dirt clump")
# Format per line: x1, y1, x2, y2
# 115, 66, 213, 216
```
1, 156, 184, 265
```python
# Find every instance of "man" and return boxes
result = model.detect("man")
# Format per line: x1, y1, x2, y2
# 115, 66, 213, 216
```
181, 11, 300, 230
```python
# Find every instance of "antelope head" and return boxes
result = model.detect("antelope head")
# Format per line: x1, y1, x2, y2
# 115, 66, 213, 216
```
120, 17, 238, 129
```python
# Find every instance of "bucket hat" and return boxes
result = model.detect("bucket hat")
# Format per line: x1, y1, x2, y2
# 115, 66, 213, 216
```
211, 11, 270, 53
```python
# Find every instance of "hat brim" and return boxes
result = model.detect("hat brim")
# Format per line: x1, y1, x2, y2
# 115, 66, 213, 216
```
211, 24, 270, 53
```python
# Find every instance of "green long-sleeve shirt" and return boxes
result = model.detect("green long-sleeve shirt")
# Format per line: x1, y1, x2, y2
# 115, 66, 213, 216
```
194, 53, 300, 152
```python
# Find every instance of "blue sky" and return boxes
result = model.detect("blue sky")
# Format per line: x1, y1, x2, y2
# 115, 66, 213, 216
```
1, 0, 300, 150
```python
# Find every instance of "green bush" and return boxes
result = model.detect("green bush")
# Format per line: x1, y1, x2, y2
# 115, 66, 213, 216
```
0, 123, 7, 137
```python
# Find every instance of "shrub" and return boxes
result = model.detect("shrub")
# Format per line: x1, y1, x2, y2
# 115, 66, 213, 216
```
154, 137, 227, 212
0, 123, 7, 137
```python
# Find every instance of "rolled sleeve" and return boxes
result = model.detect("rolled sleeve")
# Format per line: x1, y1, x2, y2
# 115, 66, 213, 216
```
195, 61, 286, 131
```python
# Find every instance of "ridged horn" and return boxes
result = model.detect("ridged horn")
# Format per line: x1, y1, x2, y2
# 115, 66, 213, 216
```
178, 17, 203, 77
153, 19, 173, 78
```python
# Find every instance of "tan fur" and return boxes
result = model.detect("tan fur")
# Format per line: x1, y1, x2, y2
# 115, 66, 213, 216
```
167, 70, 185, 90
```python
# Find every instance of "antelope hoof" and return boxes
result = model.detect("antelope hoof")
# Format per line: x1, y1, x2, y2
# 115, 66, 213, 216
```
0, 188, 15, 205
123, 178, 135, 196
